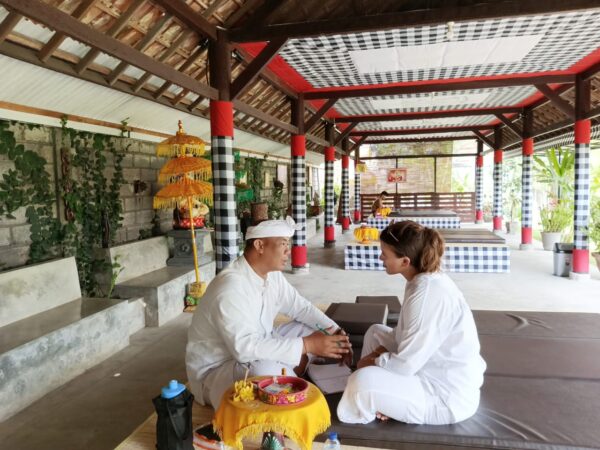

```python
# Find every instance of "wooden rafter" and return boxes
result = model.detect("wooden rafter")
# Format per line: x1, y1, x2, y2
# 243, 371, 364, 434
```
535, 84, 576, 120
76, 0, 147, 74
38, 0, 96, 62
231, 37, 287, 99
0, 10, 21, 44
229, 0, 600, 42
154, 42, 208, 98
305, 75, 575, 99
365, 136, 476, 144
238, 0, 283, 28
304, 98, 337, 132
133, 30, 197, 93
473, 130, 495, 149
361, 153, 478, 160
107, 14, 172, 86
152, 0, 217, 40
494, 113, 522, 136
333, 122, 358, 146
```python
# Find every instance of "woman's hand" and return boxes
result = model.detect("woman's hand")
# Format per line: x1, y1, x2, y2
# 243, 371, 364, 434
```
303, 331, 351, 359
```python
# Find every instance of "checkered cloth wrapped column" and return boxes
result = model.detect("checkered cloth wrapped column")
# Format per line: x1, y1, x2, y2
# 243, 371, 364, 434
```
291, 135, 307, 268
521, 138, 534, 245
493, 150, 503, 231
324, 147, 335, 244
475, 154, 483, 222
573, 120, 591, 274
354, 170, 361, 222
210, 101, 238, 272
341, 155, 350, 231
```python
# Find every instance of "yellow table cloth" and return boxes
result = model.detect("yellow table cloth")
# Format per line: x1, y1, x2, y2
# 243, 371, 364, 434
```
213, 377, 330, 450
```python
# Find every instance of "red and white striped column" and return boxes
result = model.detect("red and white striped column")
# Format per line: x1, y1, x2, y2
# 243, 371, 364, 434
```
324, 146, 336, 247
341, 154, 350, 232
291, 135, 307, 270
520, 137, 534, 249
572, 119, 591, 277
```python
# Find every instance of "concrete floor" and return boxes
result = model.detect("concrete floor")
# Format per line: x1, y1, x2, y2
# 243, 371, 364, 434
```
1, 224, 599, 450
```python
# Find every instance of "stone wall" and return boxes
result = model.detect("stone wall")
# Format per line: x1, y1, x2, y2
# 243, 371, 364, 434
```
0, 121, 171, 271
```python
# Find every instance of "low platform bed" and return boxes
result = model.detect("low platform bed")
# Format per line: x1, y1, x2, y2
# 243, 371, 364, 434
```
317, 309, 600, 450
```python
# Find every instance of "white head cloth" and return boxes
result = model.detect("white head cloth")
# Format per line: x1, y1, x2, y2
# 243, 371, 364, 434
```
245, 216, 300, 240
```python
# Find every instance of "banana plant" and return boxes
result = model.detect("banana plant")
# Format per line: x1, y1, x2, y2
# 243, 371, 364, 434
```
533, 147, 574, 200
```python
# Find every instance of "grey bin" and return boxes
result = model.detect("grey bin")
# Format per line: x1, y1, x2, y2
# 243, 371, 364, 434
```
553, 243, 574, 277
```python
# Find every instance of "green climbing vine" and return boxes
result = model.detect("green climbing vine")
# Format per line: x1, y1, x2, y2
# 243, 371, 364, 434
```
60, 121, 125, 295
0, 120, 64, 262
244, 157, 264, 202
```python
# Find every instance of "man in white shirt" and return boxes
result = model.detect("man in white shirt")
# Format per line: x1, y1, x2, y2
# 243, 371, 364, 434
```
186, 217, 351, 409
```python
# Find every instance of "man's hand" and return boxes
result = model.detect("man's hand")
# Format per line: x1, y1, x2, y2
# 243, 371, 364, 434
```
303, 331, 351, 359
356, 353, 377, 369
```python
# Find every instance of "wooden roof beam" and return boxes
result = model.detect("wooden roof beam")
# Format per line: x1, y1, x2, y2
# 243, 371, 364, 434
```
333, 122, 358, 146
305, 75, 574, 99
75, 0, 147, 73
335, 107, 522, 122
0, 10, 21, 44
494, 113, 522, 136
230, 37, 287, 100
0, 0, 217, 99
473, 130, 495, 149
304, 99, 337, 132
154, 44, 208, 98
361, 153, 478, 160
152, 0, 217, 40
535, 84, 576, 120
229, 0, 600, 42
38, 0, 96, 62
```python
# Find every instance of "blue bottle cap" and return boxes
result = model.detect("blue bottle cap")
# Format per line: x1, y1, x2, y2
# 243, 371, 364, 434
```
328, 432, 338, 440
161, 380, 186, 399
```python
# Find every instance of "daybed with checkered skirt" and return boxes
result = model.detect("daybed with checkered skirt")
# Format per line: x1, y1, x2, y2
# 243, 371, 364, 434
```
367, 216, 461, 231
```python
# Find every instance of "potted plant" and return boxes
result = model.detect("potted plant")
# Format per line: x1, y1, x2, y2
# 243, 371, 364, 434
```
590, 198, 600, 271
539, 199, 572, 250
504, 170, 521, 235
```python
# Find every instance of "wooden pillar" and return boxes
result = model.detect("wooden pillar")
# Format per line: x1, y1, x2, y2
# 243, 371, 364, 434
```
290, 96, 308, 271
520, 108, 534, 249
209, 29, 236, 272
572, 75, 592, 278
492, 127, 503, 231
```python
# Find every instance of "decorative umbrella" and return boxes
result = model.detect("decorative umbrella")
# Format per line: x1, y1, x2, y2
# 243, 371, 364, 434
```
154, 122, 212, 299
156, 120, 206, 157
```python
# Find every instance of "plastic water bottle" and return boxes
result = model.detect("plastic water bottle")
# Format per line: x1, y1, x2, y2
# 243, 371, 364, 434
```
324, 432, 341, 450
153, 379, 194, 450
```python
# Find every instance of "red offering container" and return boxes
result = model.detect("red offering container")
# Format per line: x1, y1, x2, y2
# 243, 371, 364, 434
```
257, 376, 309, 405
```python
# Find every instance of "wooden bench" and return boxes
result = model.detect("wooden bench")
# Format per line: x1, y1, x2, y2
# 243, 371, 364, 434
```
99, 236, 216, 327
0, 256, 132, 421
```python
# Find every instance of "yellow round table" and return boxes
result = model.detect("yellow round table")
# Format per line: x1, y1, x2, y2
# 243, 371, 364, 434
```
213, 377, 330, 450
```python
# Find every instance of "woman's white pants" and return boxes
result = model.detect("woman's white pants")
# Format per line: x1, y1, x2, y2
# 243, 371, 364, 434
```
337, 324, 454, 425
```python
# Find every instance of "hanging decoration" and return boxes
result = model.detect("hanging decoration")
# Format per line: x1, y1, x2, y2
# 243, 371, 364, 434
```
153, 121, 213, 300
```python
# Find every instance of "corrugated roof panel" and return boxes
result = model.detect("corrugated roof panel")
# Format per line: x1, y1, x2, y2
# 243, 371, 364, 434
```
58, 37, 91, 58
93, 52, 121, 70
13, 16, 54, 44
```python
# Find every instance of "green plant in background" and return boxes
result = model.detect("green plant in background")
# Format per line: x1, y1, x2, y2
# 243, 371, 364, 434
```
0, 120, 65, 263
503, 158, 522, 222
267, 180, 284, 219
107, 255, 124, 299
539, 199, 573, 233
590, 198, 600, 253
533, 147, 574, 199
244, 157, 264, 202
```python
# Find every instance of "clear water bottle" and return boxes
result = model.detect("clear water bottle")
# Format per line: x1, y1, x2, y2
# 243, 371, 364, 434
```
324, 432, 341, 450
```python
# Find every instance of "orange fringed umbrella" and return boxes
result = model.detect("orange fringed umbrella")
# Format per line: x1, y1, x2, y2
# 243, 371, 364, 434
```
158, 156, 212, 184
153, 178, 213, 209
156, 120, 206, 157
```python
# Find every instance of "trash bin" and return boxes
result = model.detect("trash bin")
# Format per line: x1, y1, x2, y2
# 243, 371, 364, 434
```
553, 243, 574, 277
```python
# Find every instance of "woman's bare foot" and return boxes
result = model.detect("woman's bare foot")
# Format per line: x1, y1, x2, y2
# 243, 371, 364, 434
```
376, 412, 389, 421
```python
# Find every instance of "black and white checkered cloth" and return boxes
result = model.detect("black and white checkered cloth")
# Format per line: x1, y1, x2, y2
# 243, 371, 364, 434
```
493, 158, 503, 220
342, 163, 350, 222
574, 142, 590, 250
292, 155, 306, 248
211, 136, 238, 272
354, 172, 361, 220
354, 115, 495, 131
367, 216, 461, 230
443, 245, 510, 273
521, 148, 533, 229
325, 158, 335, 229
280, 11, 600, 88
345, 244, 510, 273
475, 163, 483, 215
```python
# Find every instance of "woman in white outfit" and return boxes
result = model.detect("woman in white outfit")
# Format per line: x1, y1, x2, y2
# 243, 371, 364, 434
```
338, 220, 486, 425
